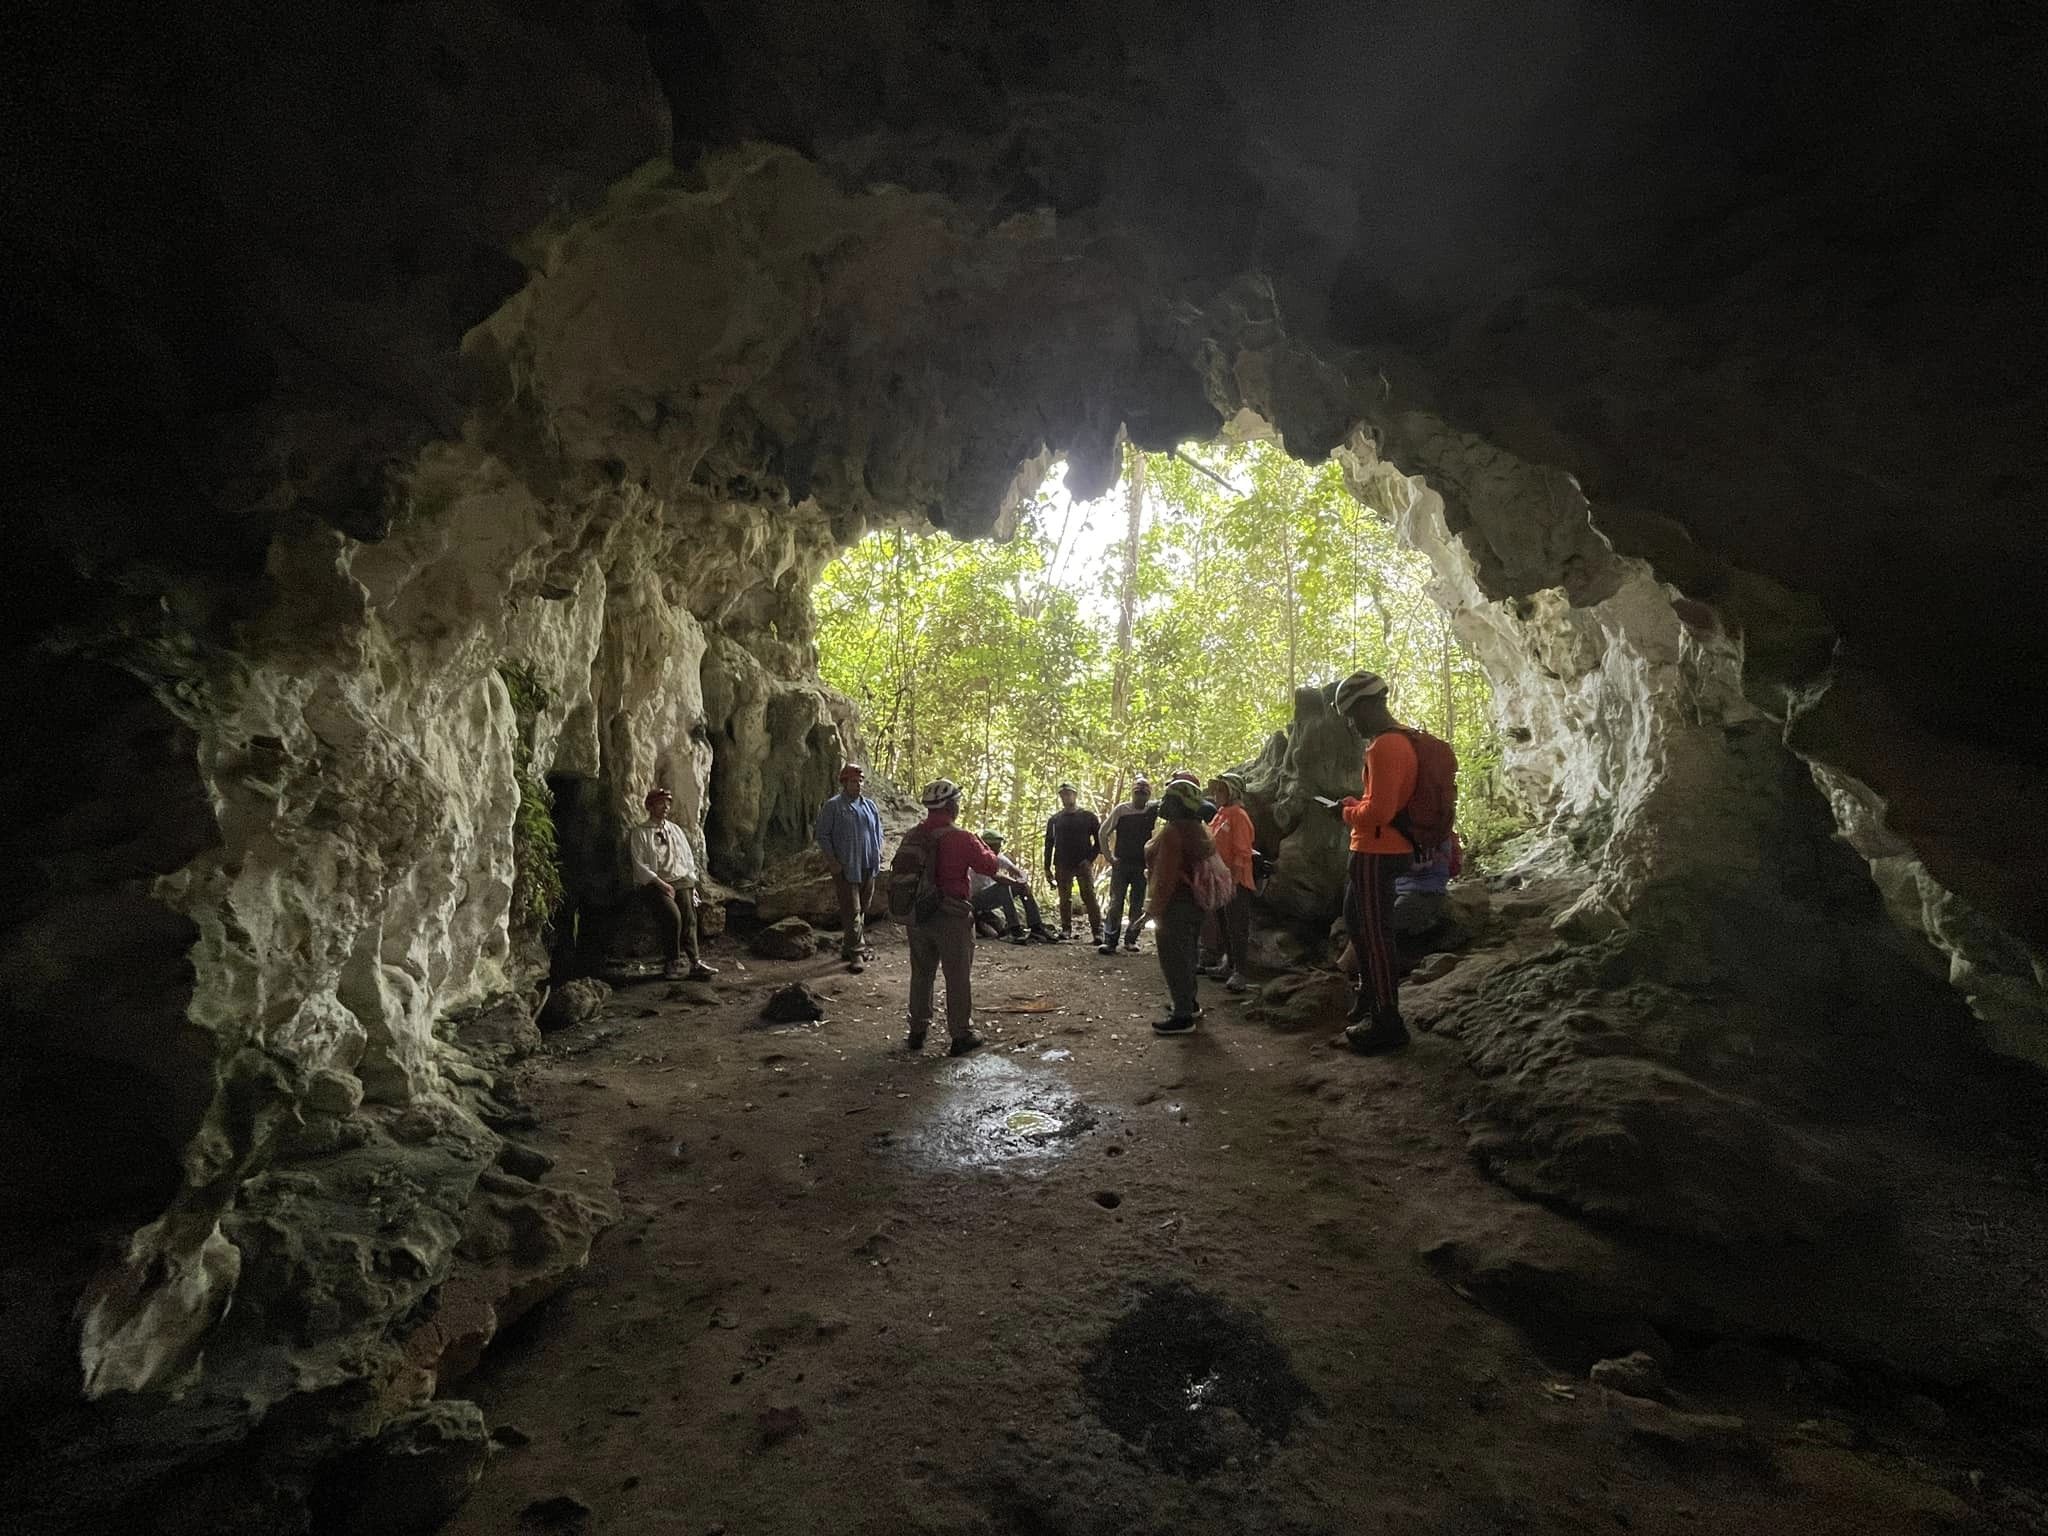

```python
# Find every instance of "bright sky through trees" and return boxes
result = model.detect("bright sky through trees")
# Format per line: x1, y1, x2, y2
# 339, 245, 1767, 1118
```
814, 439, 1524, 873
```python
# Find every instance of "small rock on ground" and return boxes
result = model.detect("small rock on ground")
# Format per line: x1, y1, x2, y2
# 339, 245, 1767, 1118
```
750, 916, 817, 960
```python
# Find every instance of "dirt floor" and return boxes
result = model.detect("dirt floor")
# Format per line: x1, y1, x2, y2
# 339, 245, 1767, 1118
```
444, 915, 2024, 1536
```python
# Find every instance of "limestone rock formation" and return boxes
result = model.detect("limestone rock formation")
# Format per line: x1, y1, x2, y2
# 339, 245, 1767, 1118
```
4, 1, 2045, 1528
749, 916, 818, 961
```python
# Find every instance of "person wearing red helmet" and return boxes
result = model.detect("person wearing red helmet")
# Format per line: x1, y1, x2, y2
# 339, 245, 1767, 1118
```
628, 785, 717, 981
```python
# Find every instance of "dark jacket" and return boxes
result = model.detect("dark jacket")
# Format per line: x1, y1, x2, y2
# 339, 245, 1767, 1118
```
1043, 807, 1102, 870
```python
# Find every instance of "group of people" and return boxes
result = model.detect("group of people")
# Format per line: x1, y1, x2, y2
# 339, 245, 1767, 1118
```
632, 667, 1451, 1056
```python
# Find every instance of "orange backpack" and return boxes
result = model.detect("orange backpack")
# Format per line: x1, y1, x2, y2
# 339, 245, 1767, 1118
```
1390, 728, 1458, 861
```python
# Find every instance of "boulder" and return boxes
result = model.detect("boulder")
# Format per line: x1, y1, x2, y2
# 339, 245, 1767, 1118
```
750, 917, 817, 960
1589, 1350, 1667, 1402
761, 983, 827, 1023
537, 978, 610, 1033
1247, 970, 1353, 1033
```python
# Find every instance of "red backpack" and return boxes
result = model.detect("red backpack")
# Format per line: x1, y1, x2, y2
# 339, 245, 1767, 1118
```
1390, 728, 1458, 861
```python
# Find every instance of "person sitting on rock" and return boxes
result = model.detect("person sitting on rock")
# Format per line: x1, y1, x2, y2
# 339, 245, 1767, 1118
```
815, 762, 884, 974
1203, 773, 1257, 993
1042, 782, 1104, 944
890, 779, 1021, 1055
1332, 670, 1414, 1053
969, 831, 1058, 944
628, 786, 717, 982
1099, 776, 1161, 955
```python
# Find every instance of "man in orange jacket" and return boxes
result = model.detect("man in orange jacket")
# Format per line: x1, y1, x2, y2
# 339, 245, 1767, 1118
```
1334, 671, 1415, 1053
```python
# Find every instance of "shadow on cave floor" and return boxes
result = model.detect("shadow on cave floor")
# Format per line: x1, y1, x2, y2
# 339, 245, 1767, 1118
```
442, 912, 2048, 1536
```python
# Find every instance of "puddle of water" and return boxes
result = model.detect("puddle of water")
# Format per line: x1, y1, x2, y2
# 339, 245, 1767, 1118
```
1081, 1282, 1317, 1477
886, 1054, 1099, 1170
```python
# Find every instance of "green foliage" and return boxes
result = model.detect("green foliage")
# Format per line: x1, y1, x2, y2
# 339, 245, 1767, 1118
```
498, 664, 565, 938
813, 440, 1530, 870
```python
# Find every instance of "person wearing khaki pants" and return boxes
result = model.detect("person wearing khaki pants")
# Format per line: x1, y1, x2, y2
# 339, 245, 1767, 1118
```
892, 778, 1021, 1055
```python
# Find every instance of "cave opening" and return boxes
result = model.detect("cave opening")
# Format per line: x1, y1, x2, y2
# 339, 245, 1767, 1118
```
811, 436, 1527, 868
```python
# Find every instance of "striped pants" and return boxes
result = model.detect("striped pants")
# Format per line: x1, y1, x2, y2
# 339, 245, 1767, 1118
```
1343, 852, 1403, 1015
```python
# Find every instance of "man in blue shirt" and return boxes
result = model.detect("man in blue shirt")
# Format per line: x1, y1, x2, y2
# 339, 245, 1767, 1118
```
816, 763, 885, 971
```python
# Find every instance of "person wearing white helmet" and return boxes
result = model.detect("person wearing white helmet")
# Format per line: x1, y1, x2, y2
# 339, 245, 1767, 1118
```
886, 779, 1020, 1054
627, 785, 718, 981
1330, 671, 1415, 1053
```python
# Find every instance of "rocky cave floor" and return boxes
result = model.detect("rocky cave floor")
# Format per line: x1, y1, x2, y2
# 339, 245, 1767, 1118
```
442, 907, 2048, 1536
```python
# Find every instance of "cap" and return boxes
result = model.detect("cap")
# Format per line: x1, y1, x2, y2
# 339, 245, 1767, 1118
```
838, 763, 864, 780
1160, 780, 1204, 817
1334, 670, 1390, 712
1168, 770, 1200, 785
980, 829, 1004, 845
919, 778, 961, 808
644, 785, 673, 809
1132, 775, 1152, 789
1056, 781, 1077, 793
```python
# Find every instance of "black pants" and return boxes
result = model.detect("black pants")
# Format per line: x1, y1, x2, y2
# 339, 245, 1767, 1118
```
1104, 863, 1147, 941
1221, 886, 1252, 974
1342, 852, 1401, 1014
972, 882, 1044, 932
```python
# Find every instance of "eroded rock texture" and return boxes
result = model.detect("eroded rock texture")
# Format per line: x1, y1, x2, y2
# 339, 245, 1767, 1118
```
4, 0, 2045, 1526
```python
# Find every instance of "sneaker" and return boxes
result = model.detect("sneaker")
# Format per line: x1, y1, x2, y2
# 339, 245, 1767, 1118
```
1122, 938, 1142, 953
1152, 1014, 1197, 1035
1098, 943, 1117, 956
662, 961, 683, 980
1346, 988, 1373, 1024
1343, 1013, 1411, 1054
846, 958, 866, 975
947, 1032, 986, 1057
1033, 928, 1060, 943
687, 962, 718, 981
905, 1028, 928, 1053
1008, 930, 1031, 946
1225, 971, 1251, 993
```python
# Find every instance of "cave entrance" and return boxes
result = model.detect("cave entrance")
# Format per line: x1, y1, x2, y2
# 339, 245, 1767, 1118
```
812, 436, 1527, 862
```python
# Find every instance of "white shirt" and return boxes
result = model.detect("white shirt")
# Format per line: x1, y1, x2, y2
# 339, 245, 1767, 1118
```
629, 818, 698, 887
968, 852, 1025, 898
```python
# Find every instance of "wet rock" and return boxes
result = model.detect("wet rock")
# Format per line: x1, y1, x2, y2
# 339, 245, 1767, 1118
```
1081, 1281, 1317, 1477
750, 916, 817, 960
320, 1401, 490, 1536
1589, 1351, 1667, 1402
538, 978, 611, 1034
760, 983, 827, 1023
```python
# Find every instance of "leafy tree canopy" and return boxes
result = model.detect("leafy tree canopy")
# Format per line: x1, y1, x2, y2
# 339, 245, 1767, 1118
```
814, 439, 1527, 873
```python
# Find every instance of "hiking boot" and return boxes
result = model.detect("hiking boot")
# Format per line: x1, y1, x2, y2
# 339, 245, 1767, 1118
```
1122, 936, 1142, 953
905, 1028, 928, 1052
1343, 1011, 1411, 1055
947, 1032, 986, 1057
687, 961, 718, 981
662, 961, 684, 980
1152, 1014, 1197, 1035
1098, 942, 1118, 956
1008, 929, 1031, 945
1345, 987, 1374, 1024
1225, 971, 1252, 993
1088, 932, 1104, 948
846, 958, 866, 974
1033, 927, 1060, 943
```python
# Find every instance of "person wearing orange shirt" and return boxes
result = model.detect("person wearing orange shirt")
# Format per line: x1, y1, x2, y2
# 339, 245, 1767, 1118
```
1205, 773, 1257, 992
1334, 671, 1416, 1053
